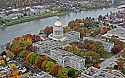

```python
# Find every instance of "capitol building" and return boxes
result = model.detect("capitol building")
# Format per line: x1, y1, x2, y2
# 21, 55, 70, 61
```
48, 19, 65, 41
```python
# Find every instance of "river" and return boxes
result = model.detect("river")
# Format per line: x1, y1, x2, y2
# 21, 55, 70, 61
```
0, 8, 117, 52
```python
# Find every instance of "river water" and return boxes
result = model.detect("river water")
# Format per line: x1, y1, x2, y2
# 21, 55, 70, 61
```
0, 8, 117, 52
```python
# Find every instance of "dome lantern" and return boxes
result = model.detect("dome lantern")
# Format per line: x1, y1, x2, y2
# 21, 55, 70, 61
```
54, 19, 63, 27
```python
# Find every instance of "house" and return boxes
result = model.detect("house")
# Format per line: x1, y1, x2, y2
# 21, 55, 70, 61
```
103, 27, 125, 42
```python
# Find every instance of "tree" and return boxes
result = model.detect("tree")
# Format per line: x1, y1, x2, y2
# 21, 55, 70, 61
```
98, 15, 103, 21
34, 55, 47, 69
29, 53, 38, 65
79, 28, 86, 38
100, 26, 109, 35
68, 21, 75, 29
116, 58, 124, 70
67, 68, 76, 78
64, 26, 71, 33
40, 55, 48, 70
45, 61, 54, 72
96, 43, 111, 58
50, 64, 61, 76
57, 67, 68, 78
64, 44, 81, 55
25, 52, 33, 64
23, 51, 30, 61
6, 50, 15, 59
43, 26, 53, 36
112, 39, 123, 54
94, 63, 100, 69
83, 40, 96, 51
122, 51, 125, 58
84, 51, 100, 60
10, 42, 21, 56
84, 51, 100, 66
122, 68, 125, 75
41, 60, 48, 71
64, 45, 73, 52
18, 50, 25, 58
114, 65, 118, 70
32, 35, 41, 42
111, 44, 123, 54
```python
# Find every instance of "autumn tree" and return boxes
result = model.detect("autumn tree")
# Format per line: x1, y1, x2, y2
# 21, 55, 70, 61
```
25, 52, 33, 64
23, 51, 30, 61
63, 26, 71, 33
116, 58, 124, 70
34, 55, 46, 69
40, 54, 48, 70
83, 40, 97, 51
18, 50, 26, 58
68, 21, 75, 29
50, 64, 61, 76
43, 26, 53, 36
6, 50, 15, 59
112, 40, 123, 54
84, 51, 100, 66
32, 35, 41, 42
57, 67, 68, 78
10, 42, 21, 56
41, 60, 48, 71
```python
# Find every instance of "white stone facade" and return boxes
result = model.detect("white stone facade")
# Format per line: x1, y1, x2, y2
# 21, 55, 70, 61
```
52, 20, 64, 40
49, 49, 85, 70
64, 31, 80, 43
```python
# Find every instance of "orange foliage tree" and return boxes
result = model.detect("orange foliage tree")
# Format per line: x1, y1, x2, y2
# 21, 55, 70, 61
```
50, 64, 61, 76
43, 26, 53, 36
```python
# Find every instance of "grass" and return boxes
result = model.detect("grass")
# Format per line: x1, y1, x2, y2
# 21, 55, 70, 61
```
22, 72, 31, 77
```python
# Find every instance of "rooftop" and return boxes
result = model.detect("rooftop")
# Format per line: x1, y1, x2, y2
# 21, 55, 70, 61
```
54, 20, 63, 26
103, 27, 125, 42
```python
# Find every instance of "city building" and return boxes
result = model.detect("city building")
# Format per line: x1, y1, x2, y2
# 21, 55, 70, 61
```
64, 31, 80, 43
49, 49, 85, 70
94, 69, 125, 78
103, 27, 125, 42
48, 19, 65, 41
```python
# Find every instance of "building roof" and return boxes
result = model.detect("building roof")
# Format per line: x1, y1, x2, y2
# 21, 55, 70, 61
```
51, 49, 84, 61
118, 5, 125, 9
94, 70, 125, 78
54, 20, 63, 26
103, 27, 125, 42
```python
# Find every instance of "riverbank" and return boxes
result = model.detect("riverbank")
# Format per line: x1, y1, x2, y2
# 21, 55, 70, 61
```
0, 6, 117, 28
0, 11, 68, 28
